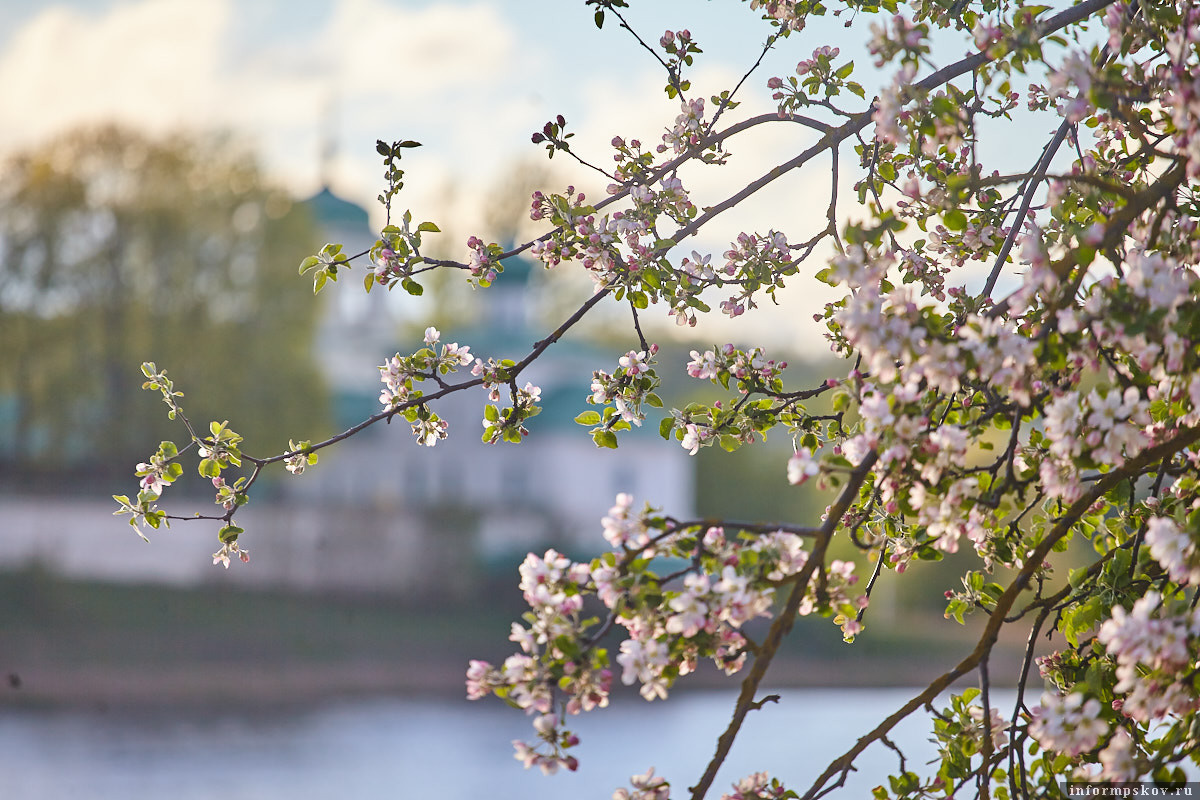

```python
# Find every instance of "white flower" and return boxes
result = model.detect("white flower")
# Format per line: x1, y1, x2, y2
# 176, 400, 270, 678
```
686, 349, 719, 380
1145, 517, 1198, 585
1029, 692, 1108, 757
519, 382, 542, 404
665, 590, 709, 638
601, 493, 648, 548
1098, 729, 1138, 780
442, 342, 472, 366
618, 350, 648, 375
614, 396, 643, 426
968, 705, 1009, 749
616, 638, 669, 690
787, 448, 819, 485
613, 767, 670, 800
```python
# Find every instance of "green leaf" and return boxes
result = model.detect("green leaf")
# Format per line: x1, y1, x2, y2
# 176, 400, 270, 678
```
417, 221, 440, 233
945, 598, 967, 624
217, 525, 243, 544
574, 410, 602, 425
944, 209, 968, 231
659, 417, 675, 439
198, 458, 221, 479
593, 430, 619, 449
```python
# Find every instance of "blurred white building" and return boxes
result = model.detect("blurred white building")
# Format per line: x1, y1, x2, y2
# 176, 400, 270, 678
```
295, 186, 695, 566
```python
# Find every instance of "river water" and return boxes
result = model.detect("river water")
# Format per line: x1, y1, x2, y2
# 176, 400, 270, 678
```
2, 688, 958, 799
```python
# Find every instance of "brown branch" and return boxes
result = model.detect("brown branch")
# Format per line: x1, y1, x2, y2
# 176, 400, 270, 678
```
988, 158, 1188, 320
978, 655, 994, 800
981, 117, 1072, 299
689, 451, 880, 800
661, 518, 824, 539
1009, 604, 1051, 799
705, 32, 783, 134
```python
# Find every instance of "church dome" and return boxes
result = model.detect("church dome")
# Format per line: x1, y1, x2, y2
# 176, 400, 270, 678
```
305, 186, 370, 231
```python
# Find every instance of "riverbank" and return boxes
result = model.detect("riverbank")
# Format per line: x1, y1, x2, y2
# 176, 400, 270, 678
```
0, 568, 1033, 711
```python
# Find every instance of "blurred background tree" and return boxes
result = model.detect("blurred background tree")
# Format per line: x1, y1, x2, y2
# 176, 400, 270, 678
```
0, 125, 330, 490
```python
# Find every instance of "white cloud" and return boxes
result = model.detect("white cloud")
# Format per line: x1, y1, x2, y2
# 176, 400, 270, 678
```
327, 0, 516, 100
0, 1, 527, 198
0, 1, 231, 151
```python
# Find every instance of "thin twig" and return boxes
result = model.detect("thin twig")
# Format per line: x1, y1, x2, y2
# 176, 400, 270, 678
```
981, 117, 1071, 299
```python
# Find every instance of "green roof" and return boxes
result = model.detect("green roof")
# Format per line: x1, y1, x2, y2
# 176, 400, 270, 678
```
306, 187, 370, 229
498, 250, 534, 283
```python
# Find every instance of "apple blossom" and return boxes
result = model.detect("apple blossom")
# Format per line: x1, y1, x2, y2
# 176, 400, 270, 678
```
786, 448, 819, 485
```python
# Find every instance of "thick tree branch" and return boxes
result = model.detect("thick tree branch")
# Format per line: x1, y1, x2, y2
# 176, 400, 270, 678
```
690, 450, 880, 800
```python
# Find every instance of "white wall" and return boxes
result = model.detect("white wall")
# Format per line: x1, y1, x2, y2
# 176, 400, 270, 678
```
0, 495, 450, 595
